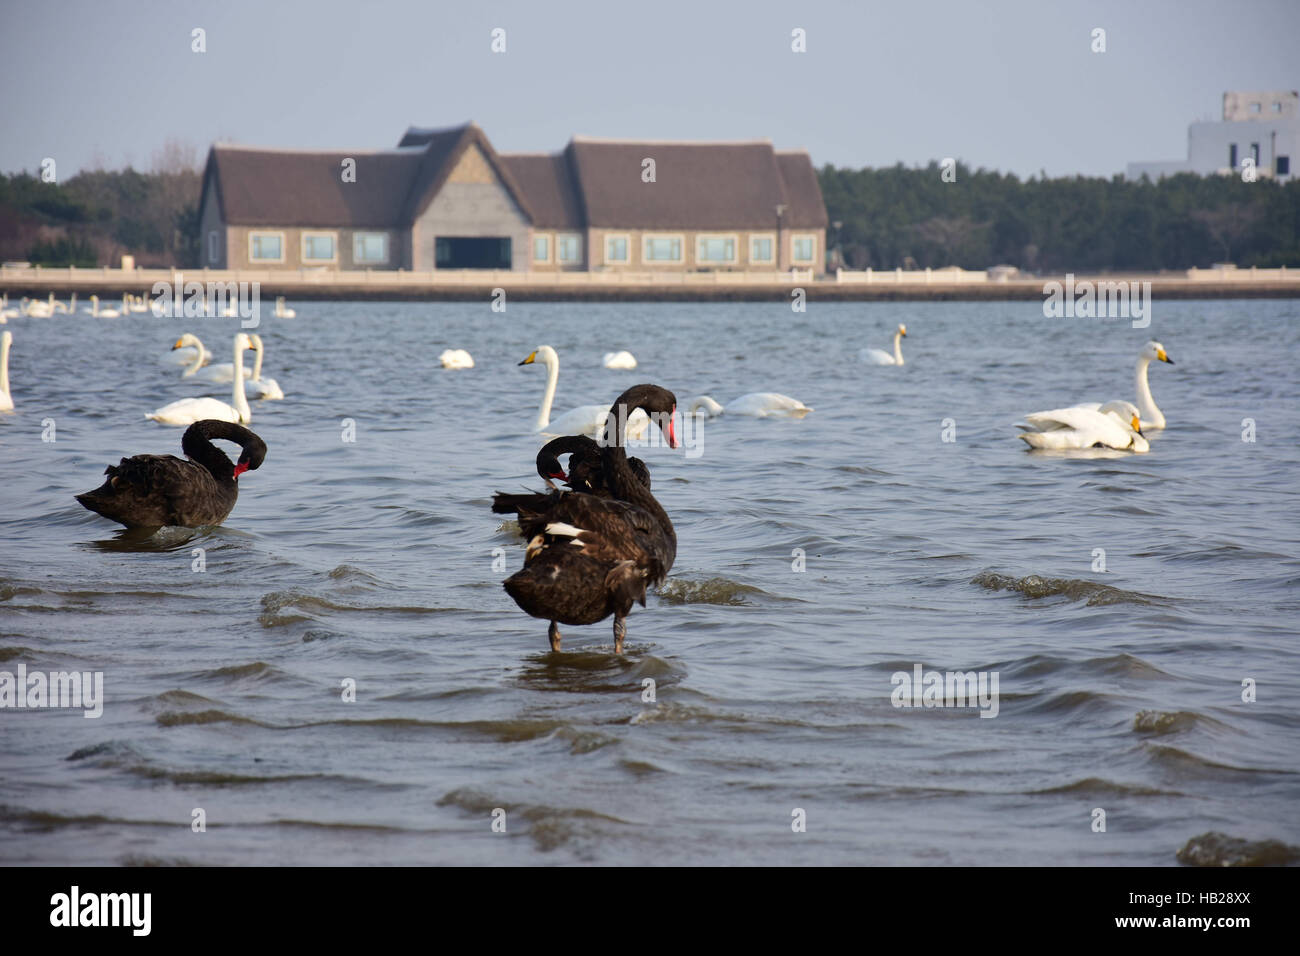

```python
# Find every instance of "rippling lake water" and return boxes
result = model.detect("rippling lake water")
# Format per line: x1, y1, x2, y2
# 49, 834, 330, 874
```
1, 298, 1297, 866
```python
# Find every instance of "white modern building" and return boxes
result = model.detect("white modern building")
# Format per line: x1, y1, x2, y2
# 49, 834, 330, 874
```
1127, 90, 1298, 183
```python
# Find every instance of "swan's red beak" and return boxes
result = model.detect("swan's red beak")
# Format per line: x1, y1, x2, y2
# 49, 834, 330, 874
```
233, 462, 250, 479
547, 471, 567, 481
667, 408, 679, 449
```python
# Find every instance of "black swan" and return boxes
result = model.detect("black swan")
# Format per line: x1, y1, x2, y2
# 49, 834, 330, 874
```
496, 384, 678, 654
75, 420, 267, 528
491, 435, 650, 517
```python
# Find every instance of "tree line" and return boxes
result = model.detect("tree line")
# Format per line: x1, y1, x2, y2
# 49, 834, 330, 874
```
818, 161, 1298, 272
0, 150, 1295, 271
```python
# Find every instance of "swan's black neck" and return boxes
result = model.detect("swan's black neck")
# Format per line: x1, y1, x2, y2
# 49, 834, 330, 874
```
599, 388, 676, 548
182, 421, 265, 481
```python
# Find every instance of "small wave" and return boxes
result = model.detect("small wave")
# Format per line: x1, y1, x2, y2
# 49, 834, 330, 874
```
1144, 744, 1295, 776
658, 577, 788, 606
1133, 709, 1222, 735
0, 645, 36, 663
1032, 777, 1182, 797
1176, 831, 1300, 866
971, 571, 1166, 606
156, 709, 266, 728
259, 589, 451, 627
0, 584, 41, 602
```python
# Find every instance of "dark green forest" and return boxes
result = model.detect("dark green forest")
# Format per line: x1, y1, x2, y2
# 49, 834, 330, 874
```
1, 154, 1296, 271
820, 161, 1298, 272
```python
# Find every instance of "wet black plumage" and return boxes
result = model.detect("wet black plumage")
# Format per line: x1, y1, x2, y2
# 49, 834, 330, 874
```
494, 385, 678, 653
490, 434, 649, 517
75, 420, 267, 528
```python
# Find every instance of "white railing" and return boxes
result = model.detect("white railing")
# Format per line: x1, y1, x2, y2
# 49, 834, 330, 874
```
836, 266, 989, 284
1185, 265, 1291, 281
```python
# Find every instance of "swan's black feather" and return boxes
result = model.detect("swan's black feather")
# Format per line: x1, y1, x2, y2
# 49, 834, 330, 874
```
75, 420, 266, 528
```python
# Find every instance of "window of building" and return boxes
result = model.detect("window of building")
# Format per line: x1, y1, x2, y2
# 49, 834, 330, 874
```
353, 232, 388, 264
302, 232, 337, 263
557, 234, 582, 263
1228, 143, 1238, 168
750, 234, 775, 264
605, 234, 630, 264
533, 234, 551, 263
1273, 102, 1283, 113
697, 235, 737, 264
1249, 102, 1261, 113
791, 234, 817, 264
1250, 143, 1260, 166
207, 231, 219, 264
249, 232, 284, 262
1277, 156, 1291, 176
643, 235, 683, 262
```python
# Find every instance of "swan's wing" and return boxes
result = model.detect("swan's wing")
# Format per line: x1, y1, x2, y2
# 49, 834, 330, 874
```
542, 404, 612, 437
1021, 407, 1131, 448
726, 392, 811, 417
861, 348, 895, 365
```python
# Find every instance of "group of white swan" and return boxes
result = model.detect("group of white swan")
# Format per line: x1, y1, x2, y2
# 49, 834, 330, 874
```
146, 332, 285, 425
516, 344, 813, 435
439, 347, 641, 372
1017, 341, 1175, 452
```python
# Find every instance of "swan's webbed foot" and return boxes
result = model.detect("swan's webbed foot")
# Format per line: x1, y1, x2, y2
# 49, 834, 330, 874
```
613, 617, 626, 655
548, 621, 562, 653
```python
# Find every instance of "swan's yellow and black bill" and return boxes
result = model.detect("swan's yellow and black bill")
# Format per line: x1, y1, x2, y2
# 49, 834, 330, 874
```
1157, 348, 1174, 364
518, 351, 537, 366
171, 338, 185, 350
1131, 414, 1144, 436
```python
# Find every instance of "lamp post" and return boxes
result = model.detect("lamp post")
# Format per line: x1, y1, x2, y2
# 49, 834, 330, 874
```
832, 220, 843, 271
775, 203, 787, 272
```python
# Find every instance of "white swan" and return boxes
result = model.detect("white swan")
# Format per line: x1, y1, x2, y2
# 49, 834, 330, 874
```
861, 324, 907, 365
0, 294, 17, 322
1046, 341, 1175, 431
0, 331, 13, 411
520, 345, 649, 438
1017, 405, 1148, 453
603, 350, 637, 370
181, 333, 283, 399
147, 333, 253, 425
245, 334, 283, 399
25, 293, 56, 318
439, 348, 474, 369
1122, 341, 1174, 430
687, 392, 813, 419
83, 295, 121, 319
161, 333, 212, 367
126, 294, 148, 314
274, 297, 296, 319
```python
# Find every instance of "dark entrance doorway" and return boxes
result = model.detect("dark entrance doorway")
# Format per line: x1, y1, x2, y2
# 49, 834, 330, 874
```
435, 237, 512, 269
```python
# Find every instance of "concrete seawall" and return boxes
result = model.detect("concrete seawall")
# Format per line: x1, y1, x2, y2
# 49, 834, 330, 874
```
3, 270, 1297, 302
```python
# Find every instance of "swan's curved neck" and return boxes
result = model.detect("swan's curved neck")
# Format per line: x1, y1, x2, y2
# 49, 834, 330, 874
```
232, 339, 251, 423
1134, 356, 1163, 427
893, 331, 904, 365
0, 338, 10, 401
184, 341, 205, 376
251, 339, 264, 380
535, 352, 559, 429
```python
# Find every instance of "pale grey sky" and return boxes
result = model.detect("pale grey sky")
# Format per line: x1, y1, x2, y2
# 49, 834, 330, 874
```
1, 0, 1296, 178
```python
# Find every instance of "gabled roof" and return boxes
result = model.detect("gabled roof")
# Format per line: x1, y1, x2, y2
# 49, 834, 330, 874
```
397, 123, 535, 224
202, 125, 827, 232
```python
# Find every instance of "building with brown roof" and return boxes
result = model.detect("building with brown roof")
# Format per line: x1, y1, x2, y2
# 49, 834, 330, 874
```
198, 123, 827, 273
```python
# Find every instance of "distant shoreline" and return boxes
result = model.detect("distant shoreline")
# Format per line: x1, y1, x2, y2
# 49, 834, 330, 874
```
3, 271, 1297, 302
